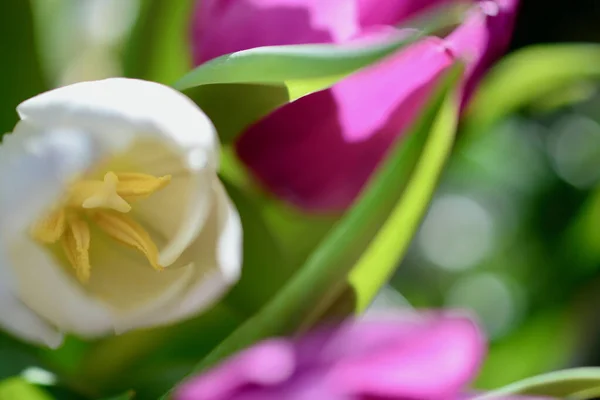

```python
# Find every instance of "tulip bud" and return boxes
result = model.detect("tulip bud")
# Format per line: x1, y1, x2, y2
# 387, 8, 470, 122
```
191, 0, 519, 211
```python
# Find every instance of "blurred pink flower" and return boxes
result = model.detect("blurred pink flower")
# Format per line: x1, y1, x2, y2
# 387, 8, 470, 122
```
174, 311, 552, 399
191, 0, 520, 211
174, 312, 486, 400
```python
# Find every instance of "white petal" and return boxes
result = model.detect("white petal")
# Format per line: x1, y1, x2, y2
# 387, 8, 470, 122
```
114, 179, 242, 331
212, 181, 243, 283
0, 249, 62, 348
8, 236, 114, 337
113, 139, 213, 268
16, 78, 219, 168
0, 125, 102, 237
83, 233, 196, 323
0, 123, 115, 339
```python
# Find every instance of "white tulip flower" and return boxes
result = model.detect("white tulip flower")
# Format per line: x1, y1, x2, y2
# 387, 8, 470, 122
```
0, 78, 242, 348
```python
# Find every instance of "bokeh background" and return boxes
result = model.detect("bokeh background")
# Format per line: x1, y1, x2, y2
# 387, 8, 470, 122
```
4, 0, 600, 397
396, 0, 600, 388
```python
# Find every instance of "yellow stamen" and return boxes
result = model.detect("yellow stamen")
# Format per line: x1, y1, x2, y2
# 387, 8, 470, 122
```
31, 208, 66, 244
61, 214, 91, 283
32, 170, 169, 283
115, 172, 171, 201
92, 211, 163, 272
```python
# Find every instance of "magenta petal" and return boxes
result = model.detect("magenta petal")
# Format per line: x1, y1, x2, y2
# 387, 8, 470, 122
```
197, 0, 519, 211
357, 0, 454, 28
191, 0, 361, 64
174, 312, 487, 400
447, 0, 520, 101
292, 311, 430, 368
327, 314, 486, 399
236, 37, 454, 211
174, 340, 296, 400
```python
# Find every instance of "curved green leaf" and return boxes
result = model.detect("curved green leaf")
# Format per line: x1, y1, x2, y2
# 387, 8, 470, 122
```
464, 44, 600, 136
349, 73, 460, 312
300, 66, 462, 327
158, 63, 463, 399
476, 368, 600, 399
174, 1, 466, 93
174, 30, 424, 91
173, 4, 465, 145
175, 34, 425, 146
220, 179, 290, 315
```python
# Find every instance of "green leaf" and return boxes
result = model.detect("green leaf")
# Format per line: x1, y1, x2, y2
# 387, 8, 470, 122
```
173, 5, 464, 145
0, 378, 53, 400
220, 179, 290, 315
175, 33, 424, 146
173, 1, 466, 92
348, 71, 460, 312
464, 44, 600, 136
0, 0, 47, 134
101, 391, 135, 400
78, 304, 241, 394
0, 333, 50, 383
219, 148, 340, 270
122, 0, 194, 84
183, 84, 289, 144
300, 66, 462, 327
475, 368, 600, 399
158, 62, 463, 399
174, 31, 424, 91
473, 309, 576, 390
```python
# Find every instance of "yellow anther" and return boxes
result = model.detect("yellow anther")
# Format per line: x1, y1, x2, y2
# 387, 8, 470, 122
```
61, 214, 91, 283
92, 211, 163, 272
77, 172, 132, 213
32, 170, 170, 283
31, 208, 66, 244
115, 172, 171, 201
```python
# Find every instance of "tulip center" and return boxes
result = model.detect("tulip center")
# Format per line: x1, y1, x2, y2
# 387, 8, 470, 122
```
31, 171, 171, 283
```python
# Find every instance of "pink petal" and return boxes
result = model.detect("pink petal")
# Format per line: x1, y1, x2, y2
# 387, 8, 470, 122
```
194, 0, 520, 212
174, 340, 296, 400
357, 0, 454, 28
174, 312, 486, 400
191, 0, 361, 64
327, 313, 486, 398
235, 1, 519, 211
236, 36, 454, 211
292, 311, 429, 368
447, 0, 520, 102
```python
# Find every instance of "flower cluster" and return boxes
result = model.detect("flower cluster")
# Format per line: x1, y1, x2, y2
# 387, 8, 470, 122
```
0, 0, 584, 399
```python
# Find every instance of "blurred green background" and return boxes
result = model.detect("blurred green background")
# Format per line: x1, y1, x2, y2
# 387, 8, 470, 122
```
394, 0, 600, 389
3, 0, 600, 398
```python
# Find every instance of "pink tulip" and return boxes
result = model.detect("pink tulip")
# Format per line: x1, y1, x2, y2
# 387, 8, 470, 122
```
175, 312, 485, 399
174, 311, 551, 400
191, 0, 520, 211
